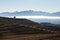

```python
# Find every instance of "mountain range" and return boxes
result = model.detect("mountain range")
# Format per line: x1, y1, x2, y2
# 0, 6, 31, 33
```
0, 10, 60, 17
0, 10, 60, 24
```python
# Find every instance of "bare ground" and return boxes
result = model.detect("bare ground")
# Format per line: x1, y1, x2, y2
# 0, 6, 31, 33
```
0, 33, 60, 40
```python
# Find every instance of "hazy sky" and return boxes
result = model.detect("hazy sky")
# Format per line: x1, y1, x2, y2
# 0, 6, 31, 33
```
0, 0, 60, 12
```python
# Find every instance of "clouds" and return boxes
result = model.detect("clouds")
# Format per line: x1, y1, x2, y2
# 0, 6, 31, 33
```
16, 16, 60, 19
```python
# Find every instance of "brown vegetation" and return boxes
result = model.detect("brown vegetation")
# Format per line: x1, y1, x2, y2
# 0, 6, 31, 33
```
0, 17, 60, 40
0, 33, 60, 40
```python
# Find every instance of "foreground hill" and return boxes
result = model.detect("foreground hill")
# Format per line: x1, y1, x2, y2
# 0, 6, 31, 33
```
0, 17, 60, 36
0, 17, 60, 40
0, 17, 42, 35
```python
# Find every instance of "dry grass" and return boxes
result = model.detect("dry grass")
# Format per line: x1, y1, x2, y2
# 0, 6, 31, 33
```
0, 33, 60, 40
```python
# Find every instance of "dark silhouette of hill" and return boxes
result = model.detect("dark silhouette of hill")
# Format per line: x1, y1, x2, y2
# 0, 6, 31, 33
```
0, 17, 60, 36
0, 17, 42, 35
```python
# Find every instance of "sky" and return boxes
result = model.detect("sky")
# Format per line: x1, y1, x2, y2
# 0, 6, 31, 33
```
0, 0, 60, 13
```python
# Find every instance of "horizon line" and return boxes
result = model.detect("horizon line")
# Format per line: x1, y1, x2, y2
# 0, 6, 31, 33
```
0, 10, 60, 13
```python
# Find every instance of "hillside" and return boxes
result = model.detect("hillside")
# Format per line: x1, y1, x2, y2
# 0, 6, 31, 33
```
0, 17, 41, 35
0, 17, 60, 36
0, 17, 60, 40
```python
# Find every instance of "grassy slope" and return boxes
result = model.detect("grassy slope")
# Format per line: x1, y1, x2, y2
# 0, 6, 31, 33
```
1, 33, 60, 40
0, 17, 60, 40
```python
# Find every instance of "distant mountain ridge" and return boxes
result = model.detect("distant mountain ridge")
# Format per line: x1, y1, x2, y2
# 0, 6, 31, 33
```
29, 19, 60, 24
0, 10, 60, 17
